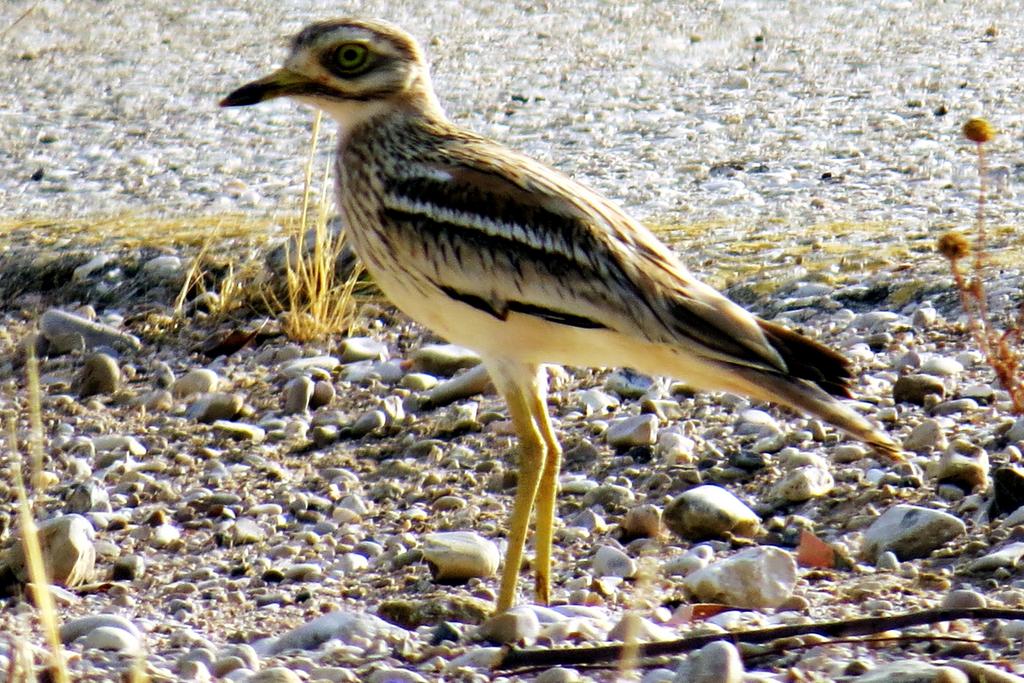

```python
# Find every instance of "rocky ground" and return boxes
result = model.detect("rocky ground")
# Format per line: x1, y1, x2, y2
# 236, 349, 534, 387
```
2, 1, 1024, 682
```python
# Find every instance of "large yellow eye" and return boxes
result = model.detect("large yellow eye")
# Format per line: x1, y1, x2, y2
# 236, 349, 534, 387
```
333, 43, 370, 73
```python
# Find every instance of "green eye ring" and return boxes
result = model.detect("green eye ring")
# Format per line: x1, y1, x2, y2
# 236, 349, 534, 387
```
333, 43, 370, 73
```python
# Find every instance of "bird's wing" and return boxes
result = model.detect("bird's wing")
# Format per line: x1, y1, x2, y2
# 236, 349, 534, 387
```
378, 132, 786, 373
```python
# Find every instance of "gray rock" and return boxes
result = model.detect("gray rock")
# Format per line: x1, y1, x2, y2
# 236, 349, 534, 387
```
310, 380, 335, 409
941, 589, 987, 609
76, 625, 142, 654
3, 514, 96, 588
254, 611, 406, 656
283, 376, 314, 414
734, 409, 782, 436
606, 414, 659, 448
605, 369, 656, 399
621, 504, 662, 539
65, 480, 111, 514
421, 364, 492, 408
350, 410, 387, 438
278, 355, 340, 380
770, 466, 834, 503
861, 504, 966, 561
479, 607, 541, 645
249, 668, 302, 683
230, 518, 266, 545
902, 418, 947, 452
592, 545, 637, 578
40, 309, 141, 352
172, 368, 220, 398
673, 640, 744, 683
967, 542, 1024, 572
931, 398, 978, 416
60, 614, 142, 644
920, 356, 964, 377
664, 485, 760, 541
77, 352, 121, 397
187, 392, 243, 423
854, 661, 968, 683
1007, 416, 1024, 443
339, 336, 388, 363
112, 554, 146, 581
893, 374, 946, 405
410, 343, 481, 376
212, 420, 266, 442
142, 254, 183, 280
930, 442, 988, 492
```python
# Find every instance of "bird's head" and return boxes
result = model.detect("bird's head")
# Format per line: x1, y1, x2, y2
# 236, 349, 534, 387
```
221, 18, 442, 126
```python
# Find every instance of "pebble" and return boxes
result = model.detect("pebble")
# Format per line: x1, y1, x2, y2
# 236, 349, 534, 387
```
230, 518, 266, 545
591, 545, 637, 579
575, 388, 620, 415
606, 414, 659, 448
2, 514, 96, 588
76, 625, 143, 654
662, 545, 714, 576
349, 409, 387, 438
931, 398, 978, 416
142, 254, 183, 280
673, 640, 744, 683
187, 392, 243, 423
992, 466, 1024, 516
930, 442, 989, 492
172, 368, 221, 398
409, 344, 481, 375
683, 546, 797, 609
278, 355, 340, 379
621, 504, 662, 539
920, 356, 964, 377
606, 614, 675, 642
893, 374, 946, 405
66, 479, 111, 513
941, 588, 987, 609
77, 352, 121, 397
283, 375, 314, 414
39, 308, 142, 352
113, 554, 146, 581
967, 542, 1024, 572
605, 369, 656, 399
92, 434, 146, 456
861, 504, 966, 562
421, 531, 500, 581
663, 485, 760, 540
534, 668, 582, 683
421, 365, 492, 408
734, 409, 782, 436
1007, 417, 1024, 443
255, 611, 406, 656
855, 661, 968, 683
60, 614, 142, 644
311, 379, 335, 408
213, 420, 266, 442
656, 430, 696, 465
902, 418, 947, 452
339, 336, 388, 362
478, 606, 541, 644
249, 668, 302, 683
769, 465, 834, 503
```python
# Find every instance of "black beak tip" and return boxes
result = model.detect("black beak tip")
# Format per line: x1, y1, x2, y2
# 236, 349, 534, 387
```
220, 84, 265, 108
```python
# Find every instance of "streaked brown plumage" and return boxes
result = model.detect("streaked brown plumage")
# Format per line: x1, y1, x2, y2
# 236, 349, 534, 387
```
222, 18, 901, 613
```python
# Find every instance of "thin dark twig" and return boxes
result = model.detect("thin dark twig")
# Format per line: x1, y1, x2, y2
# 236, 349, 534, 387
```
495, 607, 1024, 670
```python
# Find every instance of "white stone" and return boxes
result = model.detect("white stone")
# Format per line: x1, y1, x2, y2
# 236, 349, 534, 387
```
683, 546, 797, 609
592, 545, 637, 579
673, 640, 744, 683
421, 531, 500, 581
770, 466, 834, 503
606, 414, 659, 448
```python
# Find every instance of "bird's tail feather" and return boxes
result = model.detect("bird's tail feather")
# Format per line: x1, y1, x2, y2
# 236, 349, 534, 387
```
724, 364, 903, 461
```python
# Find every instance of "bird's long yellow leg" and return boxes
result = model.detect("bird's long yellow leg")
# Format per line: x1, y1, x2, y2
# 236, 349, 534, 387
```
528, 387, 562, 606
494, 380, 547, 614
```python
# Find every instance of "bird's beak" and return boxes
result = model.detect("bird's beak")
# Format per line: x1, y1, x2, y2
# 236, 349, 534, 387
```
220, 68, 313, 107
